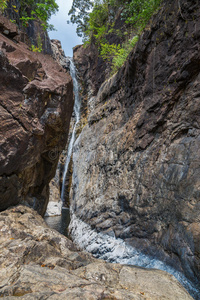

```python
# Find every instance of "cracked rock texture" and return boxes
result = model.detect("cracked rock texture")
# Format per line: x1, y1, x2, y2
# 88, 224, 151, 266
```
71, 0, 200, 289
0, 16, 73, 215
0, 205, 194, 299
51, 39, 70, 71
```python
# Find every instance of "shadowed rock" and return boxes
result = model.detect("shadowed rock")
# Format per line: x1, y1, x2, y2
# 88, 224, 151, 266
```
0, 16, 74, 215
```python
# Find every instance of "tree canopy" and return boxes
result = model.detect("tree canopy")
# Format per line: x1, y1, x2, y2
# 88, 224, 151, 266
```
68, 0, 162, 40
68, 0, 93, 37
68, 0, 162, 75
1, 0, 59, 31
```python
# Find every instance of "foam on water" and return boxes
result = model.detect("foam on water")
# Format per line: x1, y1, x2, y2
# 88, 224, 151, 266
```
69, 213, 200, 299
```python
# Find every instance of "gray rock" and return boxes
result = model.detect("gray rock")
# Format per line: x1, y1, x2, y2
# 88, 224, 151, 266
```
0, 205, 193, 299
71, 0, 200, 290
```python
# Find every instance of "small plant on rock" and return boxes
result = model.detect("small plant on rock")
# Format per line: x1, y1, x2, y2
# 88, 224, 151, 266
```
0, 0, 7, 13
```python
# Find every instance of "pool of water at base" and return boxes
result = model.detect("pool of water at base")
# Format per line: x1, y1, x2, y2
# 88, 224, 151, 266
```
44, 208, 70, 237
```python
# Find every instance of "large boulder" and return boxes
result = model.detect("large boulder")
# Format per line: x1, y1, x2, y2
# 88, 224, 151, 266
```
0, 16, 74, 215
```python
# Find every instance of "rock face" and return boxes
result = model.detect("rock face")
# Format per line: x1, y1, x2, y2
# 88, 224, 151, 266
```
48, 40, 72, 208
71, 0, 200, 290
51, 39, 70, 71
0, 16, 74, 215
0, 205, 194, 299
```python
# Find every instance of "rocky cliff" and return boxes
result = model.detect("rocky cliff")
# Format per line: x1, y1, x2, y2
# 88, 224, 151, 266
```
71, 0, 200, 291
0, 15, 73, 215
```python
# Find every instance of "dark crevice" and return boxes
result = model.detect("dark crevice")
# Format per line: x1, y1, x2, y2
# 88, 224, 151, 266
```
0, 102, 28, 133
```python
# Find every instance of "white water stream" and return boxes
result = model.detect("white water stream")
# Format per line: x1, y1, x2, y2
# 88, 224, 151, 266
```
61, 59, 80, 203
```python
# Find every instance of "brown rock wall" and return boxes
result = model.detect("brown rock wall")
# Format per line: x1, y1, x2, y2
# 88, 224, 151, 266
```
0, 16, 74, 215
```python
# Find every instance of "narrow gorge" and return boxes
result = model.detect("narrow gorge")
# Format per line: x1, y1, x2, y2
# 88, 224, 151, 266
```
0, 0, 200, 299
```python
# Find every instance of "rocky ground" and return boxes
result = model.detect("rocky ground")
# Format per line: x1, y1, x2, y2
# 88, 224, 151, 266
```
0, 205, 194, 299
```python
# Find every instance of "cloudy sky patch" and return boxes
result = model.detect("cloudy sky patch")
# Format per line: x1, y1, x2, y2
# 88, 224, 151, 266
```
49, 0, 82, 57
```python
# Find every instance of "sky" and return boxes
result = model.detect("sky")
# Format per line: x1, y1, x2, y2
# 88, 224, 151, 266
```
48, 0, 83, 57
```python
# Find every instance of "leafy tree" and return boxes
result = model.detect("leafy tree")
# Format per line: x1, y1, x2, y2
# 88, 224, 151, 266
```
123, 0, 161, 32
3, 0, 59, 31
0, 0, 7, 13
68, 0, 162, 74
68, 0, 93, 37
85, 0, 109, 42
68, 0, 123, 39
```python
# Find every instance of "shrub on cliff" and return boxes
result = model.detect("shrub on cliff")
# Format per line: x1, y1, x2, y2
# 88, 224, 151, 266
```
69, 0, 162, 41
122, 0, 162, 32
0, 0, 7, 13
1, 0, 58, 31
69, 0, 162, 74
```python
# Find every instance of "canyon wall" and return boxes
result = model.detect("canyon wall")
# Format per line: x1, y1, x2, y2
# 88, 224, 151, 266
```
0, 15, 74, 215
71, 0, 200, 288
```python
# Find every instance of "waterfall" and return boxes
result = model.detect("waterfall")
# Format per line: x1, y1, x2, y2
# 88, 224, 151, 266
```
61, 59, 80, 203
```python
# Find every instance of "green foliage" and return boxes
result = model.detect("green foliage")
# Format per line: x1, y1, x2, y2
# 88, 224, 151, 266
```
123, 0, 162, 32
68, 0, 122, 40
100, 43, 120, 61
69, 0, 162, 74
129, 35, 139, 48
86, 1, 109, 37
10, 19, 16, 23
84, 0, 122, 42
69, 0, 161, 43
1, 0, 58, 31
112, 36, 139, 73
101, 35, 139, 74
20, 16, 35, 27
68, 0, 93, 37
0, 0, 7, 13
33, 2, 58, 30
30, 33, 43, 52
30, 44, 42, 52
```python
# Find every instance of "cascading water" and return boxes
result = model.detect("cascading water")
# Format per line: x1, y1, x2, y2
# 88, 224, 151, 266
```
69, 214, 200, 299
61, 58, 80, 203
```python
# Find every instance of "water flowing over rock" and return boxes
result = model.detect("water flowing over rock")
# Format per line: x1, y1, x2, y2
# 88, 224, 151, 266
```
0, 205, 194, 299
46, 57, 81, 213
61, 59, 81, 204
70, 0, 200, 294
0, 16, 74, 216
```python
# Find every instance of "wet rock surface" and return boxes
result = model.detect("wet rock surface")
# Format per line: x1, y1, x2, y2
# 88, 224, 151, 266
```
0, 205, 194, 299
0, 16, 74, 215
48, 40, 73, 208
72, 0, 200, 290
